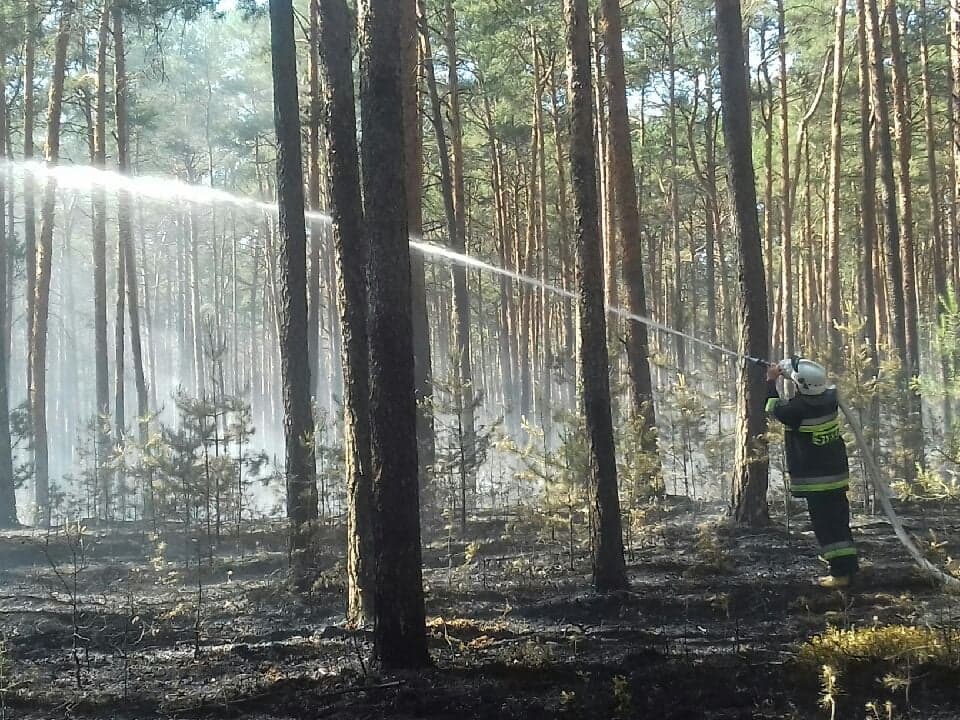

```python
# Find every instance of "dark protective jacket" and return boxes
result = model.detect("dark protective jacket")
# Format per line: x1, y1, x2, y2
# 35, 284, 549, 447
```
766, 380, 849, 495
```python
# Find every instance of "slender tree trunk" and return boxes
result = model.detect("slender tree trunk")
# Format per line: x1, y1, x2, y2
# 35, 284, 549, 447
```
825, 0, 846, 368
717, 0, 770, 527
114, 6, 149, 444
548, 66, 576, 406
600, 0, 657, 457
865, 0, 915, 476
666, 1, 685, 371
0, 72, 16, 528
308, 0, 323, 403
31, 0, 74, 527
442, 0, 476, 502
567, 0, 627, 592
777, 0, 794, 354
268, 0, 319, 567
857, 0, 880, 381
24, 0, 37, 398
406, 0, 435, 502
93, 0, 112, 515
887, 0, 924, 464
316, 0, 374, 625
921, 0, 951, 426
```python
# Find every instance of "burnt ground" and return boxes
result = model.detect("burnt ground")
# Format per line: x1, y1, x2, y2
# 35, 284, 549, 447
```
0, 498, 959, 720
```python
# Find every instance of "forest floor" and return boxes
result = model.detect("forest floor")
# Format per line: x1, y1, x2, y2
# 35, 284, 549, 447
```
1, 497, 959, 720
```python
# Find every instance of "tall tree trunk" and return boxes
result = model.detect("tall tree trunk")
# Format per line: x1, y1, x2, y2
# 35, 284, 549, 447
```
548, 65, 576, 407
825, 0, 846, 369
0, 72, 17, 528
776, 0, 794, 354
406, 0, 435, 504
921, 0, 951, 426
442, 0, 476, 507
93, 0, 111, 515
566, 0, 628, 592
952, 1, 960, 297
316, 0, 374, 625
31, 0, 74, 527
865, 0, 915, 477
24, 0, 37, 397
760, 39, 776, 340
308, 0, 323, 403
666, 1, 685, 371
268, 0, 319, 568
114, 5, 149, 445
533, 38, 553, 444
717, 0, 770, 527
887, 0, 923, 465
857, 0, 880, 383
360, 0, 429, 669
600, 0, 657, 457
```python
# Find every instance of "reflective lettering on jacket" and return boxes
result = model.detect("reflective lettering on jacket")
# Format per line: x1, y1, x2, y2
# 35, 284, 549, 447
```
765, 381, 850, 496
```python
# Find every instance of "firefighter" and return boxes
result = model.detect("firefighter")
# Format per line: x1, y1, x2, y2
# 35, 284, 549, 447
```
766, 357, 858, 588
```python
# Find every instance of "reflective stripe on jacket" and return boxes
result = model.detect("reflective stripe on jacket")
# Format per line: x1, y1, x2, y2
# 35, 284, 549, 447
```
766, 380, 849, 495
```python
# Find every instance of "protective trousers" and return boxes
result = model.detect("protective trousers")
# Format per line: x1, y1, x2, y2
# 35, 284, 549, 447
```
805, 489, 858, 577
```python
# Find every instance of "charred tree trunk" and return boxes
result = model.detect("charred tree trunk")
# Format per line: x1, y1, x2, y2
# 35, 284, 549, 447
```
268, 0, 319, 567
717, 0, 771, 527
566, 0, 628, 592
316, 0, 374, 625
360, 0, 429, 669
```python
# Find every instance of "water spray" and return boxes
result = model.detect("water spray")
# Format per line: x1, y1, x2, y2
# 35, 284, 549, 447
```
5, 159, 957, 588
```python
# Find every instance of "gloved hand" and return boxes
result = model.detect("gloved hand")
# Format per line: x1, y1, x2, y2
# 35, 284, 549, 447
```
778, 358, 795, 377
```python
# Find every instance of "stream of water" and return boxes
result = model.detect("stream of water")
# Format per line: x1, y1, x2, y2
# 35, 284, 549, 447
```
2, 158, 754, 366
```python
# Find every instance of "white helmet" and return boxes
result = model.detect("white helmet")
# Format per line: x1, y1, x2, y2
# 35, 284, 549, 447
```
779, 357, 829, 395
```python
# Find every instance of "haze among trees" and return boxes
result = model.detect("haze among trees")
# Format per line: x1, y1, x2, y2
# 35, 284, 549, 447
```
0, 0, 959, 716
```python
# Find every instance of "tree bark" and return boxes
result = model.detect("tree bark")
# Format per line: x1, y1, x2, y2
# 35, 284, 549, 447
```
360, 0, 429, 669
886, 0, 924, 466
442, 0, 476, 500
857, 0, 880, 384
666, 1, 685, 371
0, 71, 16, 528
308, 0, 323, 403
24, 0, 37, 397
865, 0, 915, 477
114, 5, 149, 445
600, 0, 657, 457
405, 0, 435, 503
717, 0, 771, 527
316, 0, 374, 625
776, 0, 794, 354
93, 0, 112, 516
825, 0, 846, 369
566, 0, 628, 592
920, 0, 951, 426
268, 0, 319, 567
31, 0, 74, 527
